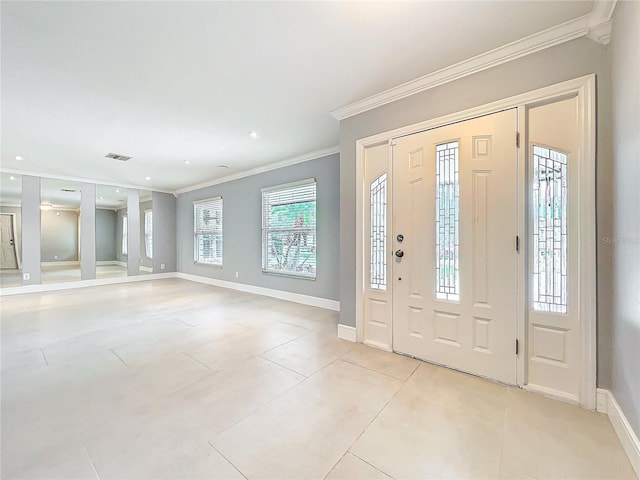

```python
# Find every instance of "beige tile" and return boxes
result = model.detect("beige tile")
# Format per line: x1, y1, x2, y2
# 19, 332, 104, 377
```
212, 360, 402, 480
341, 343, 420, 381
351, 363, 508, 479
325, 453, 392, 480
499, 388, 637, 479
4, 446, 98, 480
261, 330, 354, 376
83, 357, 303, 478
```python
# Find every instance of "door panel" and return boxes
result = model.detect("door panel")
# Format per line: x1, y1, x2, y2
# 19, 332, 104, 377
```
392, 110, 518, 384
526, 97, 580, 400
0, 214, 18, 269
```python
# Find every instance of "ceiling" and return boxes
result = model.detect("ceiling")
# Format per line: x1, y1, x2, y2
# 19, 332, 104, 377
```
1, 1, 594, 192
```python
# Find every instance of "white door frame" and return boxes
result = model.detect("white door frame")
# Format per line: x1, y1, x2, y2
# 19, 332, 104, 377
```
354, 74, 596, 409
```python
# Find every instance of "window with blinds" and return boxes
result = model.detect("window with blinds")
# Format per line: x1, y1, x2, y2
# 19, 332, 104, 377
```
144, 210, 153, 258
262, 179, 316, 279
194, 197, 223, 266
122, 215, 128, 255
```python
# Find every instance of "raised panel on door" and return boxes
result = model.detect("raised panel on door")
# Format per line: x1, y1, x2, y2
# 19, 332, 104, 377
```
392, 110, 518, 384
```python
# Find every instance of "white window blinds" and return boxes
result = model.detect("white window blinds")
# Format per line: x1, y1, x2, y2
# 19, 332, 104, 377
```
194, 197, 223, 266
262, 179, 316, 279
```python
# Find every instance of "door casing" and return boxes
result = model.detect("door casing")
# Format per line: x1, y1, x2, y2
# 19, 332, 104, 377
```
354, 75, 596, 409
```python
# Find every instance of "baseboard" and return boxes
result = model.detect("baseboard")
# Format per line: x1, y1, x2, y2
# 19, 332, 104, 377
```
139, 266, 153, 273
96, 260, 127, 267
337, 324, 357, 342
41, 261, 80, 267
597, 388, 640, 477
0, 272, 177, 296
363, 339, 392, 352
524, 383, 580, 406
176, 272, 340, 311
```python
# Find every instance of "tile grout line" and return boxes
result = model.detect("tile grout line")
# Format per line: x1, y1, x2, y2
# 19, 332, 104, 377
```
40, 348, 49, 366
258, 354, 309, 378
350, 451, 395, 480
84, 446, 102, 480
325, 364, 422, 480
110, 349, 130, 369
340, 356, 417, 383
182, 351, 217, 372
208, 441, 249, 480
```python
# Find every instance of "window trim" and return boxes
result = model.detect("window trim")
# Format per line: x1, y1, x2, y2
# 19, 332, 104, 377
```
193, 196, 223, 267
261, 178, 317, 279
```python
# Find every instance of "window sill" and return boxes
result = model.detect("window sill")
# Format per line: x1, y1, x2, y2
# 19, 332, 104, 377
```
194, 262, 223, 269
261, 270, 316, 281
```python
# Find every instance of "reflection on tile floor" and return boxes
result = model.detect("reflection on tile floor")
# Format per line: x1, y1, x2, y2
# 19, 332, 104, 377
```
1, 279, 635, 479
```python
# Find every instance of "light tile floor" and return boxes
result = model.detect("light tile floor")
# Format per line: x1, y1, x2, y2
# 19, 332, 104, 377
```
1, 279, 635, 479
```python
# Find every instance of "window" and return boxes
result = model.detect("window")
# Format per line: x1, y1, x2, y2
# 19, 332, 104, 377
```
435, 141, 460, 301
532, 145, 568, 313
144, 210, 153, 258
194, 197, 223, 266
122, 215, 128, 255
262, 179, 316, 278
370, 173, 387, 290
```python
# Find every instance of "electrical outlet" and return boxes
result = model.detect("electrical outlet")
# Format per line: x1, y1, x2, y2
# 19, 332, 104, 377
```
235, 271, 239, 278
23, 273, 30, 280
161, 264, 165, 270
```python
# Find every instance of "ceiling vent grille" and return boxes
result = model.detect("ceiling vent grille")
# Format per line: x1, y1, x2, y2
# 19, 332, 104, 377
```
60, 188, 77, 192
105, 153, 131, 161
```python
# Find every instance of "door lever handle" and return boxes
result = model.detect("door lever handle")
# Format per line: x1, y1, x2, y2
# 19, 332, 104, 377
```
395, 249, 404, 258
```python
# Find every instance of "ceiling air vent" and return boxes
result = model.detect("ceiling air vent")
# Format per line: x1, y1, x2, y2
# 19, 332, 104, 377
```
105, 153, 132, 161
60, 189, 77, 193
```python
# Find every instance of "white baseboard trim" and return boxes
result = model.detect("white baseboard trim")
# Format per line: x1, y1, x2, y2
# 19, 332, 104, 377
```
96, 260, 127, 267
139, 266, 153, 273
41, 261, 80, 267
597, 388, 640, 477
176, 272, 340, 311
0, 272, 177, 296
337, 324, 357, 342
524, 383, 580, 405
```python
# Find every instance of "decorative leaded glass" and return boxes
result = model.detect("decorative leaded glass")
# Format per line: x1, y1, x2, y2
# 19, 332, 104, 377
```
532, 145, 568, 313
370, 173, 387, 290
435, 141, 460, 301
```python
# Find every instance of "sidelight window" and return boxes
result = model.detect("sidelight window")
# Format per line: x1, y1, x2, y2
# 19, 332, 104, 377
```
370, 173, 387, 290
532, 145, 568, 313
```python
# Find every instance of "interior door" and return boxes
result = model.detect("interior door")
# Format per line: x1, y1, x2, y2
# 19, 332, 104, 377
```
392, 109, 518, 384
0, 214, 19, 269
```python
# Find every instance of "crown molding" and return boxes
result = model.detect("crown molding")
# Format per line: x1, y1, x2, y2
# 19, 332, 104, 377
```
0, 168, 174, 195
331, 1, 617, 121
174, 145, 340, 195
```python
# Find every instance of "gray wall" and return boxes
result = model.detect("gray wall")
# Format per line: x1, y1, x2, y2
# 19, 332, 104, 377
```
127, 189, 140, 276
177, 153, 340, 301
0, 206, 22, 264
139, 200, 152, 269
96, 209, 117, 261
80, 183, 96, 279
41, 209, 78, 262
152, 191, 177, 273
609, 0, 640, 436
338, 37, 614, 386
21, 176, 41, 284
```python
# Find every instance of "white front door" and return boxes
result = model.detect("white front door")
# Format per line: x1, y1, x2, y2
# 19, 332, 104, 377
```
0, 214, 19, 269
391, 110, 518, 384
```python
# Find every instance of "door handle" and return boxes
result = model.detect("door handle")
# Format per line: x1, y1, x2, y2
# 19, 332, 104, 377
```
395, 249, 404, 258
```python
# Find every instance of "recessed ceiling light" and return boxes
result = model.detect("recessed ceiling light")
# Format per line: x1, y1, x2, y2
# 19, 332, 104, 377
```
40, 204, 52, 211
99, 196, 104, 200
249, 131, 258, 139
218, 165, 229, 170
145, 176, 151, 181
9, 176, 16, 181
115, 189, 120, 193
15, 155, 23, 161
184, 160, 191, 165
